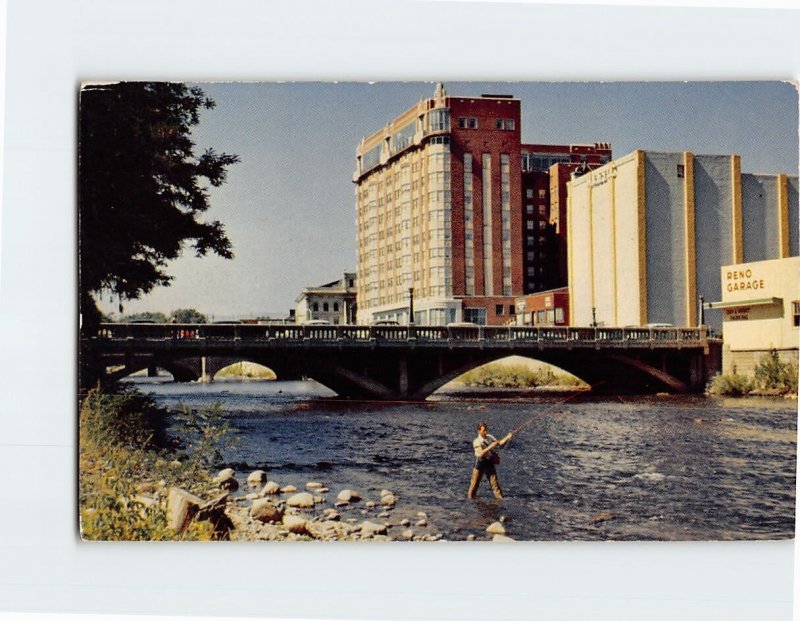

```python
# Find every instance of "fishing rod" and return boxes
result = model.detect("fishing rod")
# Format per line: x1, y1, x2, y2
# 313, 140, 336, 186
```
507, 380, 607, 437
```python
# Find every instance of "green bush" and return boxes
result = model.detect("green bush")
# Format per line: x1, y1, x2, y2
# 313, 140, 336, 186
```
753, 349, 798, 394
79, 388, 230, 541
706, 370, 755, 396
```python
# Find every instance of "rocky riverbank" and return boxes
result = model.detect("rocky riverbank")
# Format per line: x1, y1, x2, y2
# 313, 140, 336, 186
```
158, 468, 515, 542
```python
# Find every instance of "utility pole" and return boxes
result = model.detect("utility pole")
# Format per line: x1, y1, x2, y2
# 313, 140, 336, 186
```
408, 287, 415, 325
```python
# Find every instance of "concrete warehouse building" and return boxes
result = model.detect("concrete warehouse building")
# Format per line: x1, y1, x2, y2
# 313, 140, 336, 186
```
353, 83, 610, 325
567, 150, 799, 331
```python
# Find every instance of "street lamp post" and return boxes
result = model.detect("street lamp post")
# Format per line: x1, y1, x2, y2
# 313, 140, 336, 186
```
699, 295, 705, 327
408, 287, 415, 325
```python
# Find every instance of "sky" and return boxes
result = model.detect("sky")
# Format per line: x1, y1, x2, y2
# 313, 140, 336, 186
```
96, 81, 799, 320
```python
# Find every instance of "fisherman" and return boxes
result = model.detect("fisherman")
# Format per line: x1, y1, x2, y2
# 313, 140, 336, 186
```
468, 422, 512, 499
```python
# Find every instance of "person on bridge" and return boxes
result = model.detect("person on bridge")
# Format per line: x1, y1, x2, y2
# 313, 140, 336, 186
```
468, 422, 512, 499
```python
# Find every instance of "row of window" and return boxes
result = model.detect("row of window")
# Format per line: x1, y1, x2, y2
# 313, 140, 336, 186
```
310, 301, 342, 313
456, 117, 515, 131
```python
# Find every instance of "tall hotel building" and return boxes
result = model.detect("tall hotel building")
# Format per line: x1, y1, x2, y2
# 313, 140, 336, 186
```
353, 83, 610, 325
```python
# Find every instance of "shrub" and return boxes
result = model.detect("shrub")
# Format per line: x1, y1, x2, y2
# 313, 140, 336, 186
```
79, 388, 231, 541
706, 369, 755, 396
753, 349, 798, 394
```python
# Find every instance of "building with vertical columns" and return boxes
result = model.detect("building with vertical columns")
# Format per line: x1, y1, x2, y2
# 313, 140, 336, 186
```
567, 150, 799, 330
353, 83, 610, 325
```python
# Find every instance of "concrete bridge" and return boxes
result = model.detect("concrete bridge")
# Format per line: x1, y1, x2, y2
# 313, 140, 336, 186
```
80, 323, 721, 400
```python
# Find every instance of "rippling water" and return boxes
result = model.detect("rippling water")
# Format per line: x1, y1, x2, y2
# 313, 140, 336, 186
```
128, 378, 797, 541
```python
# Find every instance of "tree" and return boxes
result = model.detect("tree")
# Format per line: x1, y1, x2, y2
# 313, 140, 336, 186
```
171, 308, 208, 324
79, 82, 240, 323
122, 311, 169, 323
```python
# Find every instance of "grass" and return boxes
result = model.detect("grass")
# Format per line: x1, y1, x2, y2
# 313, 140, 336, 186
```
456, 360, 587, 389
79, 387, 231, 541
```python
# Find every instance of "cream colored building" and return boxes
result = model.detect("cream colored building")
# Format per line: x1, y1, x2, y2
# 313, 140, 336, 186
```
295, 273, 357, 325
709, 257, 799, 374
567, 150, 798, 330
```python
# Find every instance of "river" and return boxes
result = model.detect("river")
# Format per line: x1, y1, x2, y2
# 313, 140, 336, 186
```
125, 377, 797, 541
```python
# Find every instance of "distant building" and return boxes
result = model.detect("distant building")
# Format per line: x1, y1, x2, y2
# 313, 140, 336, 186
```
708, 257, 799, 374
353, 83, 610, 325
514, 287, 570, 326
295, 272, 357, 324
567, 150, 799, 330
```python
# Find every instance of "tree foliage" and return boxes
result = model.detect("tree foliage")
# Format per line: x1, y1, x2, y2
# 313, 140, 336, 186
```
79, 82, 239, 319
171, 308, 208, 323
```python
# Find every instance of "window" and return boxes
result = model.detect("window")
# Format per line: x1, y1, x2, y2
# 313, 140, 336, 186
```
526, 189, 534, 198
313, 302, 319, 312
794, 301, 800, 327
496, 118, 515, 130
458, 117, 478, 129
526, 204, 534, 215
539, 205, 547, 216
505, 119, 515, 130
429, 109, 450, 132
495, 304, 504, 315
464, 307, 487, 325
429, 135, 450, 145
677, 164, 685, 178
555, 308, 564, 324
509, 305, 516, 315
323, 302, 329, 312
538, 189, 546, 199
333, 302, 339, 312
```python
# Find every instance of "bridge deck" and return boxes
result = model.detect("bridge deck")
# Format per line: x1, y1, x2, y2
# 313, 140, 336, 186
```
87, 323, 712, 351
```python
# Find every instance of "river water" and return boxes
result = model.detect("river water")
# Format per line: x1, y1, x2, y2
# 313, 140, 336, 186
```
127, 378, 797, 541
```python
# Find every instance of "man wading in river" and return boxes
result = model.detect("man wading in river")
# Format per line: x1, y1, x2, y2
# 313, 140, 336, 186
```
468, 422, 513, 499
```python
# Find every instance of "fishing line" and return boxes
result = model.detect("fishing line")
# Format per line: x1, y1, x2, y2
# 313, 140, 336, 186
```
507, 380, 607, 437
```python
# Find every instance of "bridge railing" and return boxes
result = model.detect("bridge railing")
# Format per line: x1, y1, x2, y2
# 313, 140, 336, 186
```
89, 323, 710, 347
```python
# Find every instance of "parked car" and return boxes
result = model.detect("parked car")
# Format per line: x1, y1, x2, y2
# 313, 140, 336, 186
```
305, 319, 332, 326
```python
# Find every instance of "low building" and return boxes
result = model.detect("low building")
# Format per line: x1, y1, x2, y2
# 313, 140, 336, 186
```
295, 273, 357, 324
514, 287, 570, 326
707, 257, 799, 374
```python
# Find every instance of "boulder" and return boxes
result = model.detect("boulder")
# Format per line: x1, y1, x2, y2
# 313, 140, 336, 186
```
250, 499, 283, 523
401, 529, 414, 540
283, 514, 308, 535
322, 509, 341, 521
400, 518, 411, 527
377, 511, 390, 519
280, 485, 297, 494
380, 493, 397, 507
316, 487, 329, 493
247, 470, 267, 486
380, 489, 393, 498
261, 481, 281, 495
486, 521, 506, 535
360, 521, 388, 539
415, 519, 427, 527
466, 534, 476, 541
306, 481, 324, 490
215, 468, 235, 483
313, 496, 326, 504
492, 534, 515, 542
286, 492, 315, 508
416, 511, 428, 519
365, 501, 376, 509
337, 489, 361, 502
167, 487, 204, 533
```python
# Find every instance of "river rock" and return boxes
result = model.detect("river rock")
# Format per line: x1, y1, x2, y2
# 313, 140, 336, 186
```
313, 495, 326, 504
365, 501, 376, 509
306, 481, 324, 490
280, 485, 298, 493
377, 511, 390, 518
322, 508, 340, 521
245, 492, 259, 501
486, 521, 506, 535
250, 499, 283, 523
214, 468, 238, 491
337, 489, 361, 503
380, 489, 393, 498
286, 492, 315, 508
247, 470, 267, 486
466, 534, 476, 541
416, 512, 427, 519
400, 518, 410, 527
380, 493, 397, 507
401, 529, 414, 540
492, 534, 515, 542
316, 487, 329, 493
166, 487, 204, 533
283, 514, 308, 535
261, 481, 281, 495
415, 519, 427, 527
360, 521, 388, 539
